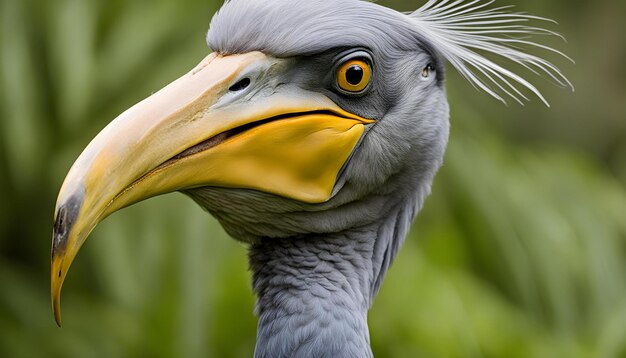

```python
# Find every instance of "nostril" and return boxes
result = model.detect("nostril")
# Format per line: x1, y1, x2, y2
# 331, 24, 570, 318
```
229, 78, 251, 92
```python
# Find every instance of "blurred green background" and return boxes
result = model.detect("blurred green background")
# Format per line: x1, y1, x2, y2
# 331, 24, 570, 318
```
1, 0, 625, 357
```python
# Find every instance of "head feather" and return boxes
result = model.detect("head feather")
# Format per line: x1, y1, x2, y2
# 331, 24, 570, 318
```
409, 0, 574, 105
208, 0, 572, 105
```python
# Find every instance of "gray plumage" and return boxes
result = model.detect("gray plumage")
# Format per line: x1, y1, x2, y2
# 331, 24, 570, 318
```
208, 0, 572, 104
183, 0, 571, 357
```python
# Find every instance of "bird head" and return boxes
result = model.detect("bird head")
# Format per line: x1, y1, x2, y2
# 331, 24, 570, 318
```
50, 0, 570, 326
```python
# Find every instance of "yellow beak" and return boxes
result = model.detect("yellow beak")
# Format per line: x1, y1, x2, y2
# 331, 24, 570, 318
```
50, 51, 373, 326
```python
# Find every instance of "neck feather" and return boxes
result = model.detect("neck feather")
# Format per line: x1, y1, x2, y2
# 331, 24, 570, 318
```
248, 201, 417, 358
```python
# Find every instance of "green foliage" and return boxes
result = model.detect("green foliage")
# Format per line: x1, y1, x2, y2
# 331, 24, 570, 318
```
1, 0, 625, 357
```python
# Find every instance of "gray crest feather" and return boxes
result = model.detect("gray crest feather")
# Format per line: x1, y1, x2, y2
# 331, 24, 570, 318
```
410, 0, 574, 105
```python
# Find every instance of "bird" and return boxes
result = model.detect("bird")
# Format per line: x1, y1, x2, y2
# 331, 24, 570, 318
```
50, 0, 572, 356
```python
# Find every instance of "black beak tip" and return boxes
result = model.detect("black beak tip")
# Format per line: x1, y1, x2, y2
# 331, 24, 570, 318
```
51, 193, 83, 258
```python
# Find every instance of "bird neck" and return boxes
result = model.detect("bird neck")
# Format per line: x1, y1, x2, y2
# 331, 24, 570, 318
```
248, 202, 417, 358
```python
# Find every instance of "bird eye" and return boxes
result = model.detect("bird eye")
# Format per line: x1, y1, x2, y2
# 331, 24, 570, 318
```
336, 59, 371, 93
421, 63, 435, 79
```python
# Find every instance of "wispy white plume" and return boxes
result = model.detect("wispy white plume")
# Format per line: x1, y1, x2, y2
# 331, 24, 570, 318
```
409, 0, 574, 105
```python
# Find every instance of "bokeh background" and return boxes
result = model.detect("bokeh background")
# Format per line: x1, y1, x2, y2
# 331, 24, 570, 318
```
1, 0, 625, 357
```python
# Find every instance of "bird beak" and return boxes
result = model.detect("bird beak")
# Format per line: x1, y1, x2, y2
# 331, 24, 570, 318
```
51, 51, 373, 326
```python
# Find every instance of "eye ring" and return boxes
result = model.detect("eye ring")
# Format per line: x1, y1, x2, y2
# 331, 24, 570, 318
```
336, 59, 371, 93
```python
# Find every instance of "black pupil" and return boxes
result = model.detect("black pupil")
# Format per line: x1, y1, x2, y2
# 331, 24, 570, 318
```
345, 65, 364, 86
